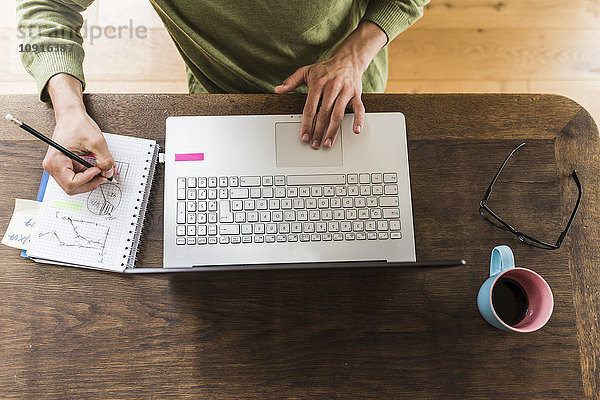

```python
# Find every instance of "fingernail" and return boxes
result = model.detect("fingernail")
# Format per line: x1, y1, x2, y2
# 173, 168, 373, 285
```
312, 140, 320, 148
105, 169, 114, 178
324, 138, 332, 147
355, 125, 361, 134
302, 134, 309, 142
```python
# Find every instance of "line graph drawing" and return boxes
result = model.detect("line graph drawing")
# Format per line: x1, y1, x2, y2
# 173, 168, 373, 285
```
38, 213, 110, 258
87, 182, 122, 216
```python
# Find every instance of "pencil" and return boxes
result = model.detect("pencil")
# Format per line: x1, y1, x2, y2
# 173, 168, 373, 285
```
5, 114, 117, 183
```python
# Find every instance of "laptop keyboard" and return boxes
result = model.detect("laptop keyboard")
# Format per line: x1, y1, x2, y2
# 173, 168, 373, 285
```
175, 173, 402, 245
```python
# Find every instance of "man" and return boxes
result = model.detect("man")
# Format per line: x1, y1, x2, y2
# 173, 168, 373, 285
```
17, 0, 427, 195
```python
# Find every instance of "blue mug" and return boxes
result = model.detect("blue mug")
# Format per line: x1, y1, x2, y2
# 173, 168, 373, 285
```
477, 245, 554, 333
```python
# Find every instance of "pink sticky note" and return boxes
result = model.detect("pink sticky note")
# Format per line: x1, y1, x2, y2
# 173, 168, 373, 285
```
175, 153, 204, 161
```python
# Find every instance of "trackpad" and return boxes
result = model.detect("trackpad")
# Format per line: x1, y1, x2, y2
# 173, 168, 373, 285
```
275, 122, 343, 167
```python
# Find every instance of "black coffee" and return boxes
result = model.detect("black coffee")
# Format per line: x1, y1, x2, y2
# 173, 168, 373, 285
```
492, 277, 529, 326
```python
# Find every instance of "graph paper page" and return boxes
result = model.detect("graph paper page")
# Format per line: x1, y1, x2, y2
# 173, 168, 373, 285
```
27, 133, 156, 272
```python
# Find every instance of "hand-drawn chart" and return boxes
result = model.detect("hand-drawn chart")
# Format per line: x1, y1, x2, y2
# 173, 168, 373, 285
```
38, 212, 110, 258
113, 161, 130, 180
87, 183, 122, 215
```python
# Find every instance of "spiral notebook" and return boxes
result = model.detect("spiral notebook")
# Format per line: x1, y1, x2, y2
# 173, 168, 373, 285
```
26, 133, 159, 272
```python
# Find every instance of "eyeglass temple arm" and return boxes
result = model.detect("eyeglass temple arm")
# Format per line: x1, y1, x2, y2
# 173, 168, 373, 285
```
556, 170, 583, 246
482, 143, 526, 202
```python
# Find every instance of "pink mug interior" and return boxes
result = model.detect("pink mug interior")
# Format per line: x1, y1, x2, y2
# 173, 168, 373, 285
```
492, 267, 554, 333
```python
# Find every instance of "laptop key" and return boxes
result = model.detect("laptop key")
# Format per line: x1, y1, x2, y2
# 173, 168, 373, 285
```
288, 174, 345, 186
278, 223, 290, 233
384, 184, 398, 195
177, 202, 186, 224
379, 197, 399, 207
383, 209, 400, 219
254, 223, 265, 234
230, 188, 249, 199
383, 173, 397, 183
187, 213, 196, 224
240, 176, 261, 187
220, 224, 240, 235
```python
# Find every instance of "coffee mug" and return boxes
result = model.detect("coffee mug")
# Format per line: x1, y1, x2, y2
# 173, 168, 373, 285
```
477, 245, 554, 333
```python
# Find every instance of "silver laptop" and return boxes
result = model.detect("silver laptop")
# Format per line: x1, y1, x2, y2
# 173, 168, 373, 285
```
162, 113, 415, 270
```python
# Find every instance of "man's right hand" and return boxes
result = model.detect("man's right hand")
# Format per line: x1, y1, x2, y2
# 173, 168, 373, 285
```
44, 73, 115, 195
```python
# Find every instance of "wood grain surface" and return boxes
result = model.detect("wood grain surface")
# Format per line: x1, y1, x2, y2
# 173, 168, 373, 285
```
0, 94, 598, 399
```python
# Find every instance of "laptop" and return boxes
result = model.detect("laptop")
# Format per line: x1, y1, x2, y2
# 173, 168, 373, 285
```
161, 112, 417, 271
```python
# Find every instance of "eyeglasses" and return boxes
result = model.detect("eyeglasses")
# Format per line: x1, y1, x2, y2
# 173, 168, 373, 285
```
479, 142, 582, 249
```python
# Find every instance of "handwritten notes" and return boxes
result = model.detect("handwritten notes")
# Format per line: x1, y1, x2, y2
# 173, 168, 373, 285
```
2, 199, 42, 250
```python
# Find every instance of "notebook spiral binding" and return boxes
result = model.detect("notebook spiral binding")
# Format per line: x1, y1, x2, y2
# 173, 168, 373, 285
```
122, 142, 160, 269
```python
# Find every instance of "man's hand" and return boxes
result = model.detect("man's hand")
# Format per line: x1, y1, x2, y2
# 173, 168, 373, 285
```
275, 21, 387, 149
43, 112, 115, 195
43, 73, 115, 195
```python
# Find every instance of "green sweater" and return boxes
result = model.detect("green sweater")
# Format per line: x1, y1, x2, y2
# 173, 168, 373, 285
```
17, 0, 427, 102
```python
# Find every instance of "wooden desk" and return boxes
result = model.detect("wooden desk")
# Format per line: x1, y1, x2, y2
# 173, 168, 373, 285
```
0, 94, 598, 399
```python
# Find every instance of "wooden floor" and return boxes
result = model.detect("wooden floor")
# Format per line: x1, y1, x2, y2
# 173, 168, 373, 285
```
1, 0, 599, 124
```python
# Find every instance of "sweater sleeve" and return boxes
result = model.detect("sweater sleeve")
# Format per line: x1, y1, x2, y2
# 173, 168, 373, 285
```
16, 0, 92, 102
362, 0, 429, 44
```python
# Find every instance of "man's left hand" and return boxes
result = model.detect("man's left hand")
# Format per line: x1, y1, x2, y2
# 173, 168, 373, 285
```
275, 55, 364, 149
274, 21, 387, 149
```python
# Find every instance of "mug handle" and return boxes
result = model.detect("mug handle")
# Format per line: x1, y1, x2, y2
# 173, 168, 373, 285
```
490, 245, 515, 276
